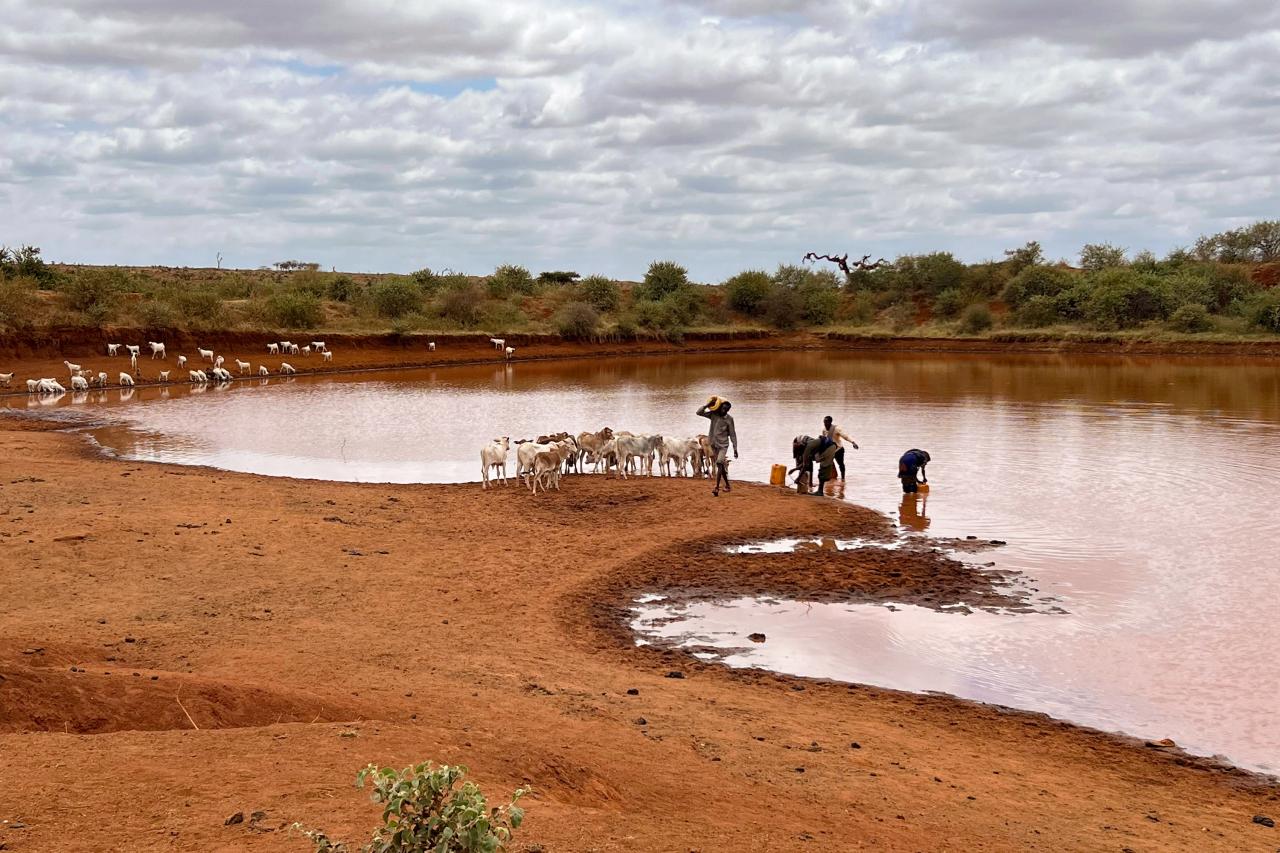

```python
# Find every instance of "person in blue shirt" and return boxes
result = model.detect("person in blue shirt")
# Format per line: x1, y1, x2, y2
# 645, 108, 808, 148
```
898, 449, 930, 493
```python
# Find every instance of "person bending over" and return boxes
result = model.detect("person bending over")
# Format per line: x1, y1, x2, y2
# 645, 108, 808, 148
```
898, 448, 931, 493
697, 396, 739, 497
792, 434, 838, 496
822, 416, 859, 480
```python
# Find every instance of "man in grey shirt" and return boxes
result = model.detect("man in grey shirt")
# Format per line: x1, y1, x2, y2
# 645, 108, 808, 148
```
697, 396, 739, 497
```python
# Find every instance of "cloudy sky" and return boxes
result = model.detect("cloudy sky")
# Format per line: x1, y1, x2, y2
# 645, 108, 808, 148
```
2, 1, 1277, 280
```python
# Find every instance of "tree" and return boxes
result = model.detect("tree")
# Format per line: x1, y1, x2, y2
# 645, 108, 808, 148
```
537, 270, 580, 286
724, 270, 772, 316
1079, 243, 1128, 271
487, 264, 535, 297
576, 275, 620, 312
1003, 241, 1045, 275
636, 261, 689, 301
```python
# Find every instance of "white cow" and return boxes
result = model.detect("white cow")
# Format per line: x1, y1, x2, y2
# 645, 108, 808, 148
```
480, 437, 511, 489
659, 437, 700, 477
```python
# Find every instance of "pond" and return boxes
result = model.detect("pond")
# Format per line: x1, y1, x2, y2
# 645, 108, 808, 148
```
7, 350, 1280, 771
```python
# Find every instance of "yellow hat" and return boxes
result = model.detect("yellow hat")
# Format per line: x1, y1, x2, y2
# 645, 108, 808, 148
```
706, 395, 726, 409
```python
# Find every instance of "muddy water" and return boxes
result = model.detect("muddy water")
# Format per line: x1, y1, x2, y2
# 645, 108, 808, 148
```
7, 351, 1280, 771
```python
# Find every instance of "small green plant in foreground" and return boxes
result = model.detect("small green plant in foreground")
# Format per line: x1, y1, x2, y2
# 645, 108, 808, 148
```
293, 763, 528, 853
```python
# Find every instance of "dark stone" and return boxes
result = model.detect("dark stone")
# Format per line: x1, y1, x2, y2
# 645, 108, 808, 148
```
990, 539, 1007, 545
748, 633, 766, 643
124, 637, 136, 643
225, 812, 244, 826
1254, 815, 1275, 828
850, 742, 861, 749
626, 688, 639, 695
635, 718, 647, 726
665, 671, 685, 679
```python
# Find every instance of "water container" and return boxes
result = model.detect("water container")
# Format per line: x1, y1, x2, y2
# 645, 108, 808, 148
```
770, 464, 787, 486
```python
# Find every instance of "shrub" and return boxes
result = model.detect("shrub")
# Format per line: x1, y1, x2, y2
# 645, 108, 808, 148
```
1244, 291, 1280, 333
555, 300, 600, 340
0, 276, 37, 330
962, 261, 1012, 297
176, 288, 230, 328
291, 270, 329, 298
891, 252, 966, 296
636, 260, 689, 301
761, 284, 804, 330
0, 245, 57, 287
837, 291, 876, 325
1079, 242, 1128, 271
137, 299, 177, 329
1082, 268, 1169, 330
799, 278, 840, 325
1003, 241, 1045, 275
264, 290, 322, 328
439, 282, 485, 326
537, 270, 579, 286
294, 762, 527, 853
1000, 265, 1074, 308
1015, 295, 1060, 328
1169, 303, 1213, 333
479, 299, 528, 332
724, 270, 772, 316
932, 287, 968, 319
885, 301, 915, 332
328, 275, 360, 303
61, 268, 127, 320
958, 303, 993, 334
487, 264, 535, 298
370, 278, 423, 319
410, 268, 441, 295
576, 275, 620, 312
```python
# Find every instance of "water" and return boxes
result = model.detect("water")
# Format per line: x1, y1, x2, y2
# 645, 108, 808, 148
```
7, 351, 1280, 771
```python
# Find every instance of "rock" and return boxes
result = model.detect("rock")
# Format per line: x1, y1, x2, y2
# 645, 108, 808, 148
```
665, 671, 685, 679
124, 637, 136, 643
1254, 814, 1275, 828
224, 812, 244, 826
635, 718, 648, 726
748, 633, 766, 643
850, 742, 861, 749
989, 539, 1007, 545
626, 688, 639, 695
1145, 738, 1177, 749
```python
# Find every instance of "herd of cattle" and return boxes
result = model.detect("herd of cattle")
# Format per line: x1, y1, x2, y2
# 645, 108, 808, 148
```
481, 428, 712, 494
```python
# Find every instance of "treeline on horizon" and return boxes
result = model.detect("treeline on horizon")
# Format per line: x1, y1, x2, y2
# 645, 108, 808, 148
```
1, 219, 1278, 340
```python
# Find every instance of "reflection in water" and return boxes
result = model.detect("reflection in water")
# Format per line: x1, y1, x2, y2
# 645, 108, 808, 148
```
6, 350, 1280, 771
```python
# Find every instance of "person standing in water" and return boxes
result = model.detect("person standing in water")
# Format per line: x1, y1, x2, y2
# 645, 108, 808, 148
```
792, 434, 839, 496
898, 448, 931, 493
822, 416, 859, 480
697, 396, 739, 497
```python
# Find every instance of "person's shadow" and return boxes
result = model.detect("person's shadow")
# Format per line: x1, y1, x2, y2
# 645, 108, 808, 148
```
898, 493, 931, 532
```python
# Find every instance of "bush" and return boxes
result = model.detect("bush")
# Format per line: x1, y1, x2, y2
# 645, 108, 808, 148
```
176, 288, 230, 328
799, 278, 840, 325
1082, 268, 1169, 330
1079, 242, 1128, 271
958, 303, 994, 334
1244, 291, 1280, 333
636, 260, 689, 301
885, 301, 916, 332
370, 278, 423, 319
555, 300, 600, 340
891, 252, 966, 296
724, 270, 772, 316
761, 284, 804, 330
932, 287, 968, 319
487, 264, 535, 298
1003, 241, 1045, 275
410, 268, 441, 295
1169, 303, 1213, 333
1015, 295, 1060, 328
0, 276, 37, 329
837, 291, 876, 325
537, 270, 579, 286
328, 275, 360, 302
294, 762, 527, 853
61, 268, 127, 321
264, 290, 322, 328
962, 261, 1012, 297
439, 283, 485, 326
0, 245, 57, 287
137, 299, 177, 328
1001, 265, 1074, 308
576, 275, 620, 312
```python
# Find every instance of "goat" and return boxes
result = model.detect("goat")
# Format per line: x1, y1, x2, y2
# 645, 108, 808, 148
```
235, 359, 250, 374
118, 372, 134, 386
259, 365, 269, 376
311, 341, 326, 352
428, 342, 436, 351
125, 345, 140, 357
149, 341, 166, 359
158, 370, 170, 382
130, 352, 139, 371
0, 372, 12, 387
106, 343, 120, 356
214, 355, 225, 368
176, 355, 188, 368
322, 350, 333, 362
288, 343, 300, 355
505, 346, 515, 360
95, 372, 108, 388
26, 379, 38, 393
490, 337, 504, 350
279, 341, 293, 352
267, 343, 280, 354
212, 366, 231, 381
64, 360, 81, 374
480, 437, 511, 489
70, 375, 89, 391
302, 345, 311, 356
280, 362, 296, 374
198, 348, 215, 362
189, 370, 207, 383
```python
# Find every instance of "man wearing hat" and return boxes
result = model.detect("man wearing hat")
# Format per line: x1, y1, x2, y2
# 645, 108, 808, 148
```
697, 395, 739, 497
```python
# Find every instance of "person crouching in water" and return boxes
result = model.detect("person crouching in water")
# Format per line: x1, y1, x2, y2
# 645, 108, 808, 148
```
898, 448, 931, 493
697, 396, 739, 497
792, 434, 839, 496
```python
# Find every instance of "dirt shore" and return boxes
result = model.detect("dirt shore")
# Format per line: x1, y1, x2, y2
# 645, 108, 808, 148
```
1, 415, 1277, 852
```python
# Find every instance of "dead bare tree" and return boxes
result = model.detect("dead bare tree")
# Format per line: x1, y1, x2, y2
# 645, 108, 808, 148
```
803, 252, 888, 278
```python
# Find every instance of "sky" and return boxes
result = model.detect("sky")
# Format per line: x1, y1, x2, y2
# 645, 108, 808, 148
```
1, 0, 1277, 281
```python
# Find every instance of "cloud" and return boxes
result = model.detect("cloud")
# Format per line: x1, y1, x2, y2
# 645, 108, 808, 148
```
0, 0, 1277, 278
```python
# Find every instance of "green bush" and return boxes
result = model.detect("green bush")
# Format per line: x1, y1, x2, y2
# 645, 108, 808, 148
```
328, 275, 360, 302
479, 299, 528, 332
891, 252, 966, 296
410, 268, 441, 295
264, 290, 322, 328
176, 288, 230, 328
439, 282, 485, 326
761, 284, 804, 329
370, 278, 423, 319
799, 278, 840, 325
576, 275, 620, 312
294, 762, 527, 853
724, 270, 772, 316
555, 300, 600, 340
932, 287, 968, 319
962, 261, 1011, 297
1243, 291, 1280, 333
61, 268, 127, 321
487, 264, 535, 298
1079, 242, 1128, 271
1015, 295, 1060, 328
1001, 265, 1074, 308
1002, 241, 1045, 276
0, 276, 37, 330
137, 299, 177, 329
636, 260, 689, 301
1169, 303, 1213, 333
0, 245, 57, 287
958, 303, 993, 334
537, 270, 579, 286
837, 291, 876, 325
1082, 268, 1169, 330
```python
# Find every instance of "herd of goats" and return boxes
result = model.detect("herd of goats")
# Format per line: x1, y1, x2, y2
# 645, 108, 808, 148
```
0, 337, 519, 397
481, 429, 713, 495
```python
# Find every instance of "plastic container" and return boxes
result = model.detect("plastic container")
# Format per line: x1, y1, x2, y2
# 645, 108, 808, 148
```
770, 464, 787, 486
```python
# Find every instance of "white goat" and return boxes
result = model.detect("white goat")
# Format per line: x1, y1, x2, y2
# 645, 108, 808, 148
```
64, 360, 81, 374
480, 437, 511, 489
27, 379, 39, 392
106, 343, 120, 356
158, 370, 170, 382
118, 372, 134, 386
212, 366, 231, 381
189, 370, 207, 383
176, 355, 188, 368
213, 355, 224, 368
301, 345, 311, 356
280, 362, 296, 374
505, 346, 515, 360
198, 348, 214, 362
149, 341, 166, 359
70, 375, 89, 391
267, 343, 280, 354
259, 365, 269, 376
322, 350, 333, 362
130, 352, 138, 371
235, 359, 250, 374
310, 341, 325, 352
489, 337, 503, 350
125, 345, 140, 357
288, 343, 300, 355
0, 372, 12, 387
95, 372, 108, 387
428, 342, 436, 351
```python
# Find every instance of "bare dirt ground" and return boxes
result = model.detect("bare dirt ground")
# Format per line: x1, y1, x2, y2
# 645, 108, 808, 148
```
1, 416, 1277, 852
